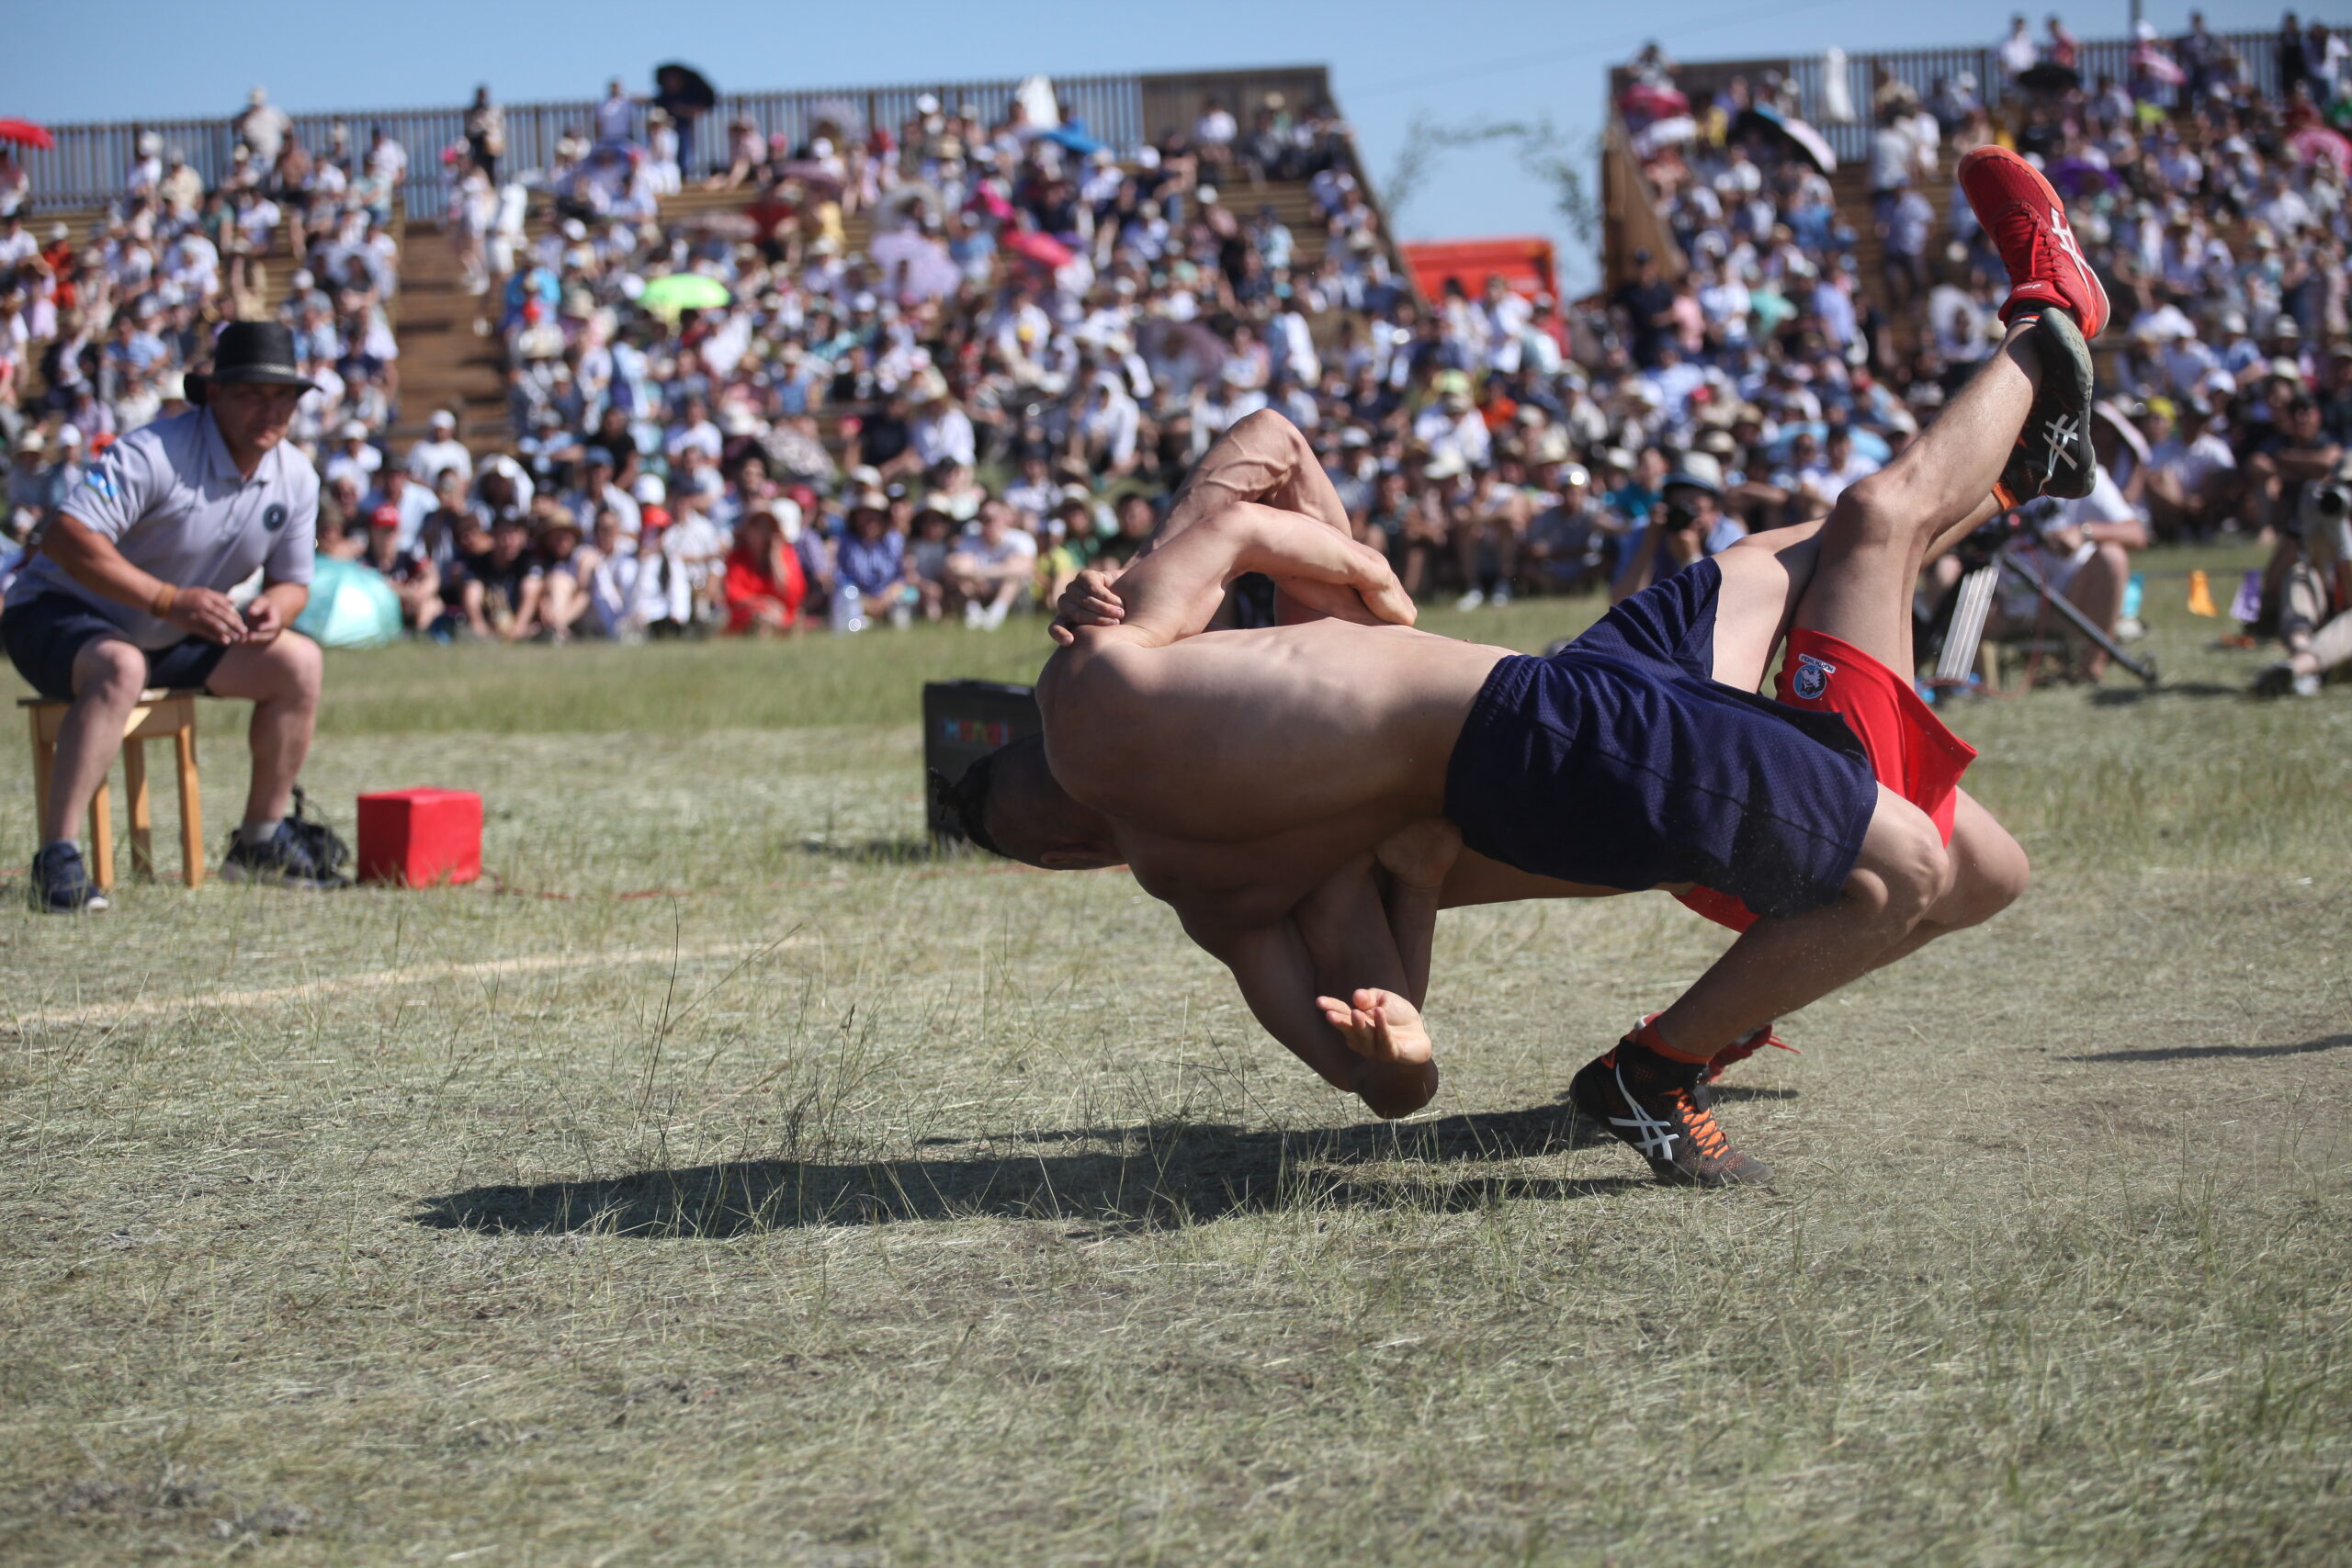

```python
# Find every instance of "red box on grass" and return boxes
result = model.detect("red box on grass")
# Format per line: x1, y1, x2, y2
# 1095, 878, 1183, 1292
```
356, 789, 482, 887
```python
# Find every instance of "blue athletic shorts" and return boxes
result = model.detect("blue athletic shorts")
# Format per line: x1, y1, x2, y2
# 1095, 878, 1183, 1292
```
1442, 558, 1883, 919
2, 592, 231, 702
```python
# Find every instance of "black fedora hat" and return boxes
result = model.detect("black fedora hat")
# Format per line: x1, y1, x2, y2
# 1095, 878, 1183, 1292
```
187, 321, 317, 406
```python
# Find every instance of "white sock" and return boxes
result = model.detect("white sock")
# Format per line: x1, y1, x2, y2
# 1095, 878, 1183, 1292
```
41, 839, 76, 856
239, 818, 283, 847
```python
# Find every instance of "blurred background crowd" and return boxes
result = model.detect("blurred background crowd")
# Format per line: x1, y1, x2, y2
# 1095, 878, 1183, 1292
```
1, 14, 2346, 688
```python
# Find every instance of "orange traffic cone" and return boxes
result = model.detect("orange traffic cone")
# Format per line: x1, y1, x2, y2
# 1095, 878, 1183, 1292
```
2187, 569, 2218, 617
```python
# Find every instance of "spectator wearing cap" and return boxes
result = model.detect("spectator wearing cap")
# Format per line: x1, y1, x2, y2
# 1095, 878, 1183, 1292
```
2143, 398, 2238, 542
407, 410, 472, 486
359, 499, 441, 631
2246, 393, 2345, 540
6, 429, 51, 540
364, 463, 438, 554
459, 508, 543, 640
834, 490, 914, 631
322, 420, 381, 491
534, 507, 594, 642
1612, 450, 1742, 602
1522, 452, 1610, 596
5, 321, 333, 910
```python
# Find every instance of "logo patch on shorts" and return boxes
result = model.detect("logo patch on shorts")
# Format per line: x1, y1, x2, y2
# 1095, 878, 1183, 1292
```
263, 503, 288, 531
1792, 652, 1837, 701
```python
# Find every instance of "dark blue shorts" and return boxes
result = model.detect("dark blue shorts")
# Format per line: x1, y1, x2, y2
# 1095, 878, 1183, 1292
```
3, 592, 230, 702
1442, 558, 1883, 919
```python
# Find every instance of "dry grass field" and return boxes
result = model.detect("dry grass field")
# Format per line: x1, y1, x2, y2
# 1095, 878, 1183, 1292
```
3, 544, 2347, 1566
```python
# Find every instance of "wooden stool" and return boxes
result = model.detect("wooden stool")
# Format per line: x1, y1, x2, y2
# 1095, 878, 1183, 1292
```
21, 688, 206, 891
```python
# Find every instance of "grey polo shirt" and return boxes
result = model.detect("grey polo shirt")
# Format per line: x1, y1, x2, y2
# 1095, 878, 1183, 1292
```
6, 409, 318, 650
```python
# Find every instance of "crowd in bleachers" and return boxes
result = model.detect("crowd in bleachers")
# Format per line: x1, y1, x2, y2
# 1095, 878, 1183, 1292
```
7, 27, 2351, 688
1608, 9, 2352, 683
384, 79, 1415, 640
0, 85, 410, 558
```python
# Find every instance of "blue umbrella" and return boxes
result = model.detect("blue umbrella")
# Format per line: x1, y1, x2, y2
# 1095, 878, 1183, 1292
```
1040, 119, 1103, 157
294, 558, 404, 649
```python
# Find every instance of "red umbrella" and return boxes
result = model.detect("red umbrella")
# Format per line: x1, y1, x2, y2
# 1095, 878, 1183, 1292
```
2288, 124, 2352, 179
0, 118, 54, 151
1002, 229, 1074, 269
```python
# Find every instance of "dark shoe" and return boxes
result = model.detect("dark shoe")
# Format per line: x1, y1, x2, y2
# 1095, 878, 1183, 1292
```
220, 820, 352, 890
2251, 661, 2323, 699
28, 842, 108, 914
1570, 1036, 1773, 1188
1992, 306, 2098, 509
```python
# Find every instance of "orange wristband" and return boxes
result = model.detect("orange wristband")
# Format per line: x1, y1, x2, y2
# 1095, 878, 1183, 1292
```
151, 583, 176, 617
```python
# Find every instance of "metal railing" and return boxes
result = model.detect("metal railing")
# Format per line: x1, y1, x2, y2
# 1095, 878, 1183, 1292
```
17, 65, 1335, 220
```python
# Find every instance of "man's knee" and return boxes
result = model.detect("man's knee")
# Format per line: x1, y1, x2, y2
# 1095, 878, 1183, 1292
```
1942, 817, 2030, 930
253, 632, 324, 705
72, 639, 147, 707
1849, 800, 1953, 931
1823, 478, 1920, 559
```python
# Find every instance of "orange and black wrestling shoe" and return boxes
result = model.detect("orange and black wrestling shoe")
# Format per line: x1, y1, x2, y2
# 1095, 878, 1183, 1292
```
1569, 1032, 1774, 1188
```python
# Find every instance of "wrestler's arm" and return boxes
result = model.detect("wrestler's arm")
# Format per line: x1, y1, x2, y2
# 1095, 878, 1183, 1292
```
1156, 409, 1356, 547
1052, 412, 1369, 641
1083, 503, 1411, 650
1190, 911, 1439, 1121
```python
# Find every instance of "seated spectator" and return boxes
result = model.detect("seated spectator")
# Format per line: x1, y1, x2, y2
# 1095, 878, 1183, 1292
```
535, 508, 595, 642
1995, 442, 2152, 682
323, 420, 382, 491
2254, 464, 2352, 697
361, 503, 443, 631
2143, 398, 2237, 541
1521, 460, 1610, 595
833, 491, 913, 630
1612, 453, 1744, 601
904, 497, 957, 622
1798, 426, 1883, 511
944, 499, 1035, 629
461, 511, 545, 641
588, 506, 673, 640
723, 505, 808, 635
408, 410, 472, 486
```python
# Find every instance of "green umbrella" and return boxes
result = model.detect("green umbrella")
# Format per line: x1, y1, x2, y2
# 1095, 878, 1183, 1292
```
639, 273, 733, 319
294, 558, 404, 649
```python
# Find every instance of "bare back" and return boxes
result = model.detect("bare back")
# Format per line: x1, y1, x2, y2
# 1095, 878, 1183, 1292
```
1042, 617, 1510, 847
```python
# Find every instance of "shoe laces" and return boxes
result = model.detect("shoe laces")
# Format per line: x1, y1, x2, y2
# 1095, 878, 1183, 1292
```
1666, 1088, 1732, 1161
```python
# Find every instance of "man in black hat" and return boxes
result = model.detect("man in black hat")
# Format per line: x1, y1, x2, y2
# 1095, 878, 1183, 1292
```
3, 321, 341, 911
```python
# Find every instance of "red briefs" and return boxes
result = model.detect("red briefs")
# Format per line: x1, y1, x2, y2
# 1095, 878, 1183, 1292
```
1675, 628, 1979, 933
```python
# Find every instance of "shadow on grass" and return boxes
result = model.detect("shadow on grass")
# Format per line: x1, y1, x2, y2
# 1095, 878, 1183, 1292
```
2062, 1032, 2352, 1064
797, 835, 944, 864
414, 1100, 1650, 1236
2087, 682, 2240, 706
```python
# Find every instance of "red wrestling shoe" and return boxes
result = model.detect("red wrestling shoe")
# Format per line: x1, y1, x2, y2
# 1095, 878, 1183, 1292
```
1958, 145, 2109, 341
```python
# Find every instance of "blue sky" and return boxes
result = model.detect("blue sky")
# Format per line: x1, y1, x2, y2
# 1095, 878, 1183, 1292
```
1, 0, 2311, 289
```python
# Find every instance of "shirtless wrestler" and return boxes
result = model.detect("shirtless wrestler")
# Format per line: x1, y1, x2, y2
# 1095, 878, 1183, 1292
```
938, 149, 2106, 1187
